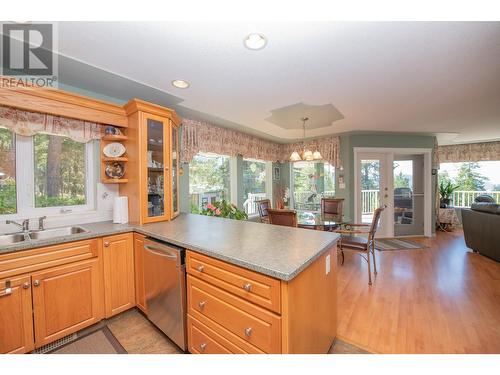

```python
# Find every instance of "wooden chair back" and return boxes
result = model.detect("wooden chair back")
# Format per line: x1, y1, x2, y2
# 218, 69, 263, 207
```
368, 207, 384, 242
321, 198, 344, 222
267, 209, 297, 227
256, 199, 271, 223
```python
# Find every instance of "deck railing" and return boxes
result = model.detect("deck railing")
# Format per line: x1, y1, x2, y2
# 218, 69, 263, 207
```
361, 190, 380, 214
449, 190, 500, 207
243, 192, 267, 215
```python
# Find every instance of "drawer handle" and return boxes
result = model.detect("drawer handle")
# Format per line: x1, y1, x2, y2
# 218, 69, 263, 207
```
197, 265, 205, 272
198, 301, 206, 310
33, 280, 40, 287
199, 343, 207, 352
243, 283, 252, 292
244, 327, 253, 337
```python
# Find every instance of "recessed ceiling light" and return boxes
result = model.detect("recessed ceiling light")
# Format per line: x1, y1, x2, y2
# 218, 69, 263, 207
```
244, 33, 267, 50
171, 79, 190, 89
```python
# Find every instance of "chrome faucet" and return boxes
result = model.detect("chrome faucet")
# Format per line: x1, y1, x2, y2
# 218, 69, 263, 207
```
38, 216, 47, 231
6, 219, 30, 232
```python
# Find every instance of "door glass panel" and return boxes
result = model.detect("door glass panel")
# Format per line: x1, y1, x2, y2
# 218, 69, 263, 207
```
394, 155, 424, 236
360, 159, 380, 224
171, 126, 178, 213
147, 119, 165, 218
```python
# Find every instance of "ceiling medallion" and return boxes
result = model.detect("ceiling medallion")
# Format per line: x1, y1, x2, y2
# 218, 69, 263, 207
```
290, 117, 322, 162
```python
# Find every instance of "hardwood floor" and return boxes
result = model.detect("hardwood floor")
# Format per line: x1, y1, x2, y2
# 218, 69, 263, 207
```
337, 229, 500, 353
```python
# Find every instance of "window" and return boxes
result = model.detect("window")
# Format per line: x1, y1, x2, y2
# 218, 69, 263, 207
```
292, 161, 335, 211
439, 161, 500, 207
34, 134, 87, 207
242, 158, 266, 215
189, 152, 230, 213
0, 130, 95, 218
0, 128, 16, 214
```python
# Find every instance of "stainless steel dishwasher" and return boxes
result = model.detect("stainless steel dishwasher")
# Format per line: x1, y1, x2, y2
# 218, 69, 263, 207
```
143, 237, 187, 351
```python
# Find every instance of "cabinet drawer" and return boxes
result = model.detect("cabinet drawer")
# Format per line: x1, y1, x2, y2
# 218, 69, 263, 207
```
0, 238, 100, 279
188, 315, 245, 354
187, 275, 281, 353
186, 251, 281, 314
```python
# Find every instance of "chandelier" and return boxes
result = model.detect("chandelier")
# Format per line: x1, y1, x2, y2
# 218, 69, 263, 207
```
289, 117, 322, 162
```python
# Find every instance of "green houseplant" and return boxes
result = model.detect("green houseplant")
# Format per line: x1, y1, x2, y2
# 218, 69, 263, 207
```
439, 180, 460, 207
200, 200, 248, 220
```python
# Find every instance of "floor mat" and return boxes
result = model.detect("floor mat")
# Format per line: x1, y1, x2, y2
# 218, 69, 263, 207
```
51, 327, 127, 354
376, 238, 427, 251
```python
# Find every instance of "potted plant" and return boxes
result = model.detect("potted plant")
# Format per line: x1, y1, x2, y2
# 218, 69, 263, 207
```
439, 180, 460, 208
200, 200, 248, 220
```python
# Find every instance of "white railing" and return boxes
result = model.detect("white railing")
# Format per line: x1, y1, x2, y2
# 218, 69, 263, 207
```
243, 192, 267, 215
361, 190, 380, 214
449, 190, 500, 207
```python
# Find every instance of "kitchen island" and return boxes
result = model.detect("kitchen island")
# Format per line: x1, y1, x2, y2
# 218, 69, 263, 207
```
0, 214, 339, 354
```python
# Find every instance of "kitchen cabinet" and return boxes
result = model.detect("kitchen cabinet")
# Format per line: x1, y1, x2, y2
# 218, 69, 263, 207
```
122, 99, 181, 224
32, 258, 103, 347
133, 233, 147, 313
0, 274, 34, 354
103, 233, 136, 317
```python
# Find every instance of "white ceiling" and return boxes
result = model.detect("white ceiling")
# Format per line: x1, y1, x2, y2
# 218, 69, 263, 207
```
56, 22, 500, 145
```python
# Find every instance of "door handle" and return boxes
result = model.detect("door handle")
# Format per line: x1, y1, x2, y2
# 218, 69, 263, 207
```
144, 245, 177, 259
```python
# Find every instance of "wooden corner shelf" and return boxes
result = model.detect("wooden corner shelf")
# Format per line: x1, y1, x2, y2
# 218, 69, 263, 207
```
102, 157, 129, 162
101, 178, 129, 184
102, 134, 128, 141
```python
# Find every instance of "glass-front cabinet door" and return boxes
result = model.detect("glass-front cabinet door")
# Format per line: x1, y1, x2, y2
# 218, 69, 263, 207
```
143, 116, 169, 222
170, 123, 180, 218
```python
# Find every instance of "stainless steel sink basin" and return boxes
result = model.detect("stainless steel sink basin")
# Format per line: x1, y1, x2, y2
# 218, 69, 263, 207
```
29, 226, 89, 240
0, 233, 28, 245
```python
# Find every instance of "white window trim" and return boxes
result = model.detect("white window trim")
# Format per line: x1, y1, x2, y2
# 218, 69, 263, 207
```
1, 134, 96, 221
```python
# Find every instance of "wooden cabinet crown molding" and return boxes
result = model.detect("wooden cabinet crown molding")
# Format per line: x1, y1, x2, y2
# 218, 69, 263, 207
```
0, 78, 128, 127
124, 98, 181, 125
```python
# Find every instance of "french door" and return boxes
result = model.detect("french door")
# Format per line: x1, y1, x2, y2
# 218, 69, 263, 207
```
354, 149, 432, 238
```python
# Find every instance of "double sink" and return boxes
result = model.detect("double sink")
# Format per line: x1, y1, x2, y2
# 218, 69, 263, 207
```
0, 226, 89, 246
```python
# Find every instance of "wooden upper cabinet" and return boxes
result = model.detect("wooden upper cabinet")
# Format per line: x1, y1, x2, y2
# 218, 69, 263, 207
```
121, 99, 181, 224
103, 233, 135, 318
31, 258, 103, 348
0, 274, 34, 354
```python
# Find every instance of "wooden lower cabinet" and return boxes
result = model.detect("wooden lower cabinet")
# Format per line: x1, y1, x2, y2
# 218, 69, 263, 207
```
133, 233, 147, 313
186, 245, 337, 354
0, 274, 34, 354
32, 258, 103, 347
103, 233, 136, 317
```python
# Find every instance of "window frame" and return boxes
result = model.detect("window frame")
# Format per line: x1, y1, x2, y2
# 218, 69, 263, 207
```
0, 133, 95, 220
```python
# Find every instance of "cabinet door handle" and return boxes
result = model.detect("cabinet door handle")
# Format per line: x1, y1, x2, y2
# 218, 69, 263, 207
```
197, 265, 204, 273
199, 343, 207, 352
33, 280, 40, 287
244, 327, 253, 337
104, 241, 110, 247
243, 283, 252, 292
198, 301, 206, 310
22, 282, 30, 289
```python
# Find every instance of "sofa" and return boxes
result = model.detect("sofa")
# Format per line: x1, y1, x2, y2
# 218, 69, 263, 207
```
461, 195, 500, 262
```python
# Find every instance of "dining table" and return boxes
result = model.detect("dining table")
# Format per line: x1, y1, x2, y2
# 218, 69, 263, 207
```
296, 210, 344, 231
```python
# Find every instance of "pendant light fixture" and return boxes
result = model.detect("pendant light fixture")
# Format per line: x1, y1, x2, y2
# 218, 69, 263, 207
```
289, 117, 323, 162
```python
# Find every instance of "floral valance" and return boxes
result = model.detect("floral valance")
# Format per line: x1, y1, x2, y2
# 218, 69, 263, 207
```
0, 106, 103, 143
437, 141, 500, 164
180, 118, 342, 168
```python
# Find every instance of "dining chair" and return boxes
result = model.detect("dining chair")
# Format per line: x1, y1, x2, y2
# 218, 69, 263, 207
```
321, 198, 344, 230
267, 209, 298, 228
256, 199, 271, 223
335, 207, 384, 285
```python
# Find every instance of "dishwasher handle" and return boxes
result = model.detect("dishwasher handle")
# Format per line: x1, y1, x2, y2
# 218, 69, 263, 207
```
144, 244, 178, 260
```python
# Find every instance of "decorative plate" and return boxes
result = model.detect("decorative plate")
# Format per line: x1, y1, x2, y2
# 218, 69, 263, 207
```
105, 162, 125, 179
103, 142, 126, 157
